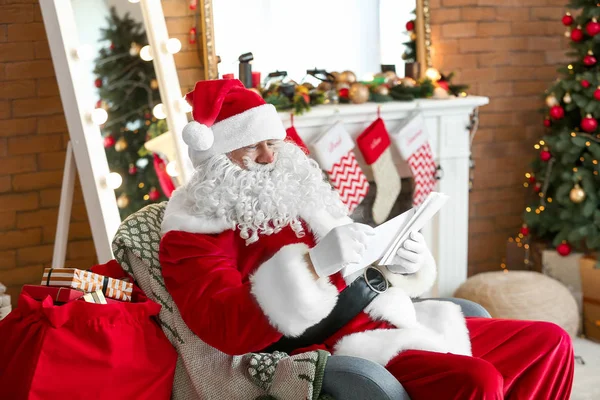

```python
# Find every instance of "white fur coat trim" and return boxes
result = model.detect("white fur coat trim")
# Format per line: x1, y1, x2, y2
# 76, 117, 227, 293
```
335, 295, 472, 366
249, 243, 339, 337
380, 251, 437, 298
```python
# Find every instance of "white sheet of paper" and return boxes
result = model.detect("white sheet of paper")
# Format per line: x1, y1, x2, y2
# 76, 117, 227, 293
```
340, 192, 449, 277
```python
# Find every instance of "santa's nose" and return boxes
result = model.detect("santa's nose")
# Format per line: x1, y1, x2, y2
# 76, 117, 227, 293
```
256, 143, 275, 164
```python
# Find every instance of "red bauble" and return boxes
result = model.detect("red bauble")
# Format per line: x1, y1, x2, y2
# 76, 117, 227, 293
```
549, 105, 565, 120
109, 43, 115, 50
582, 80, 591, 88
571, 28, 584, 42
584, 54, 597, 66
528, 175, 536, 183
562, 14, 574, 26
94, 78, 103, 88
406, 20, 415, 31
128, 164, 138, 175
557, 242, 572, 256
543, 118, 552, 127
594, 87, 600, 101
339, 88, 350, 98
540, 149, 552, 162
534, 182, 542, 192
586, 19, 600, 36
520, 225, 530, 236
103, 136, 115, 148
96, 99, 102, 108
148, 188, 161, 201
144, 112, 151, 119
189, 27, 197, 45
581, 115, 598, 132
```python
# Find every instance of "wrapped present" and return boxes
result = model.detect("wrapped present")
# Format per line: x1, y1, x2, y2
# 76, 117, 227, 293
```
82, 290, 107, 305
580, 256, 600, 342
41, 268, 133, 302
22, 285, 85, 304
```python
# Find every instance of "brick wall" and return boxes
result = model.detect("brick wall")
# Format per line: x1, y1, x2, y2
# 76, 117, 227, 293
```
429, 0, 571, 275
0, 1, 97, 306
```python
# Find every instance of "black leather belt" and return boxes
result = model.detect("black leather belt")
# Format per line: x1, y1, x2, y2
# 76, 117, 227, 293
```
261, 266, 389, 354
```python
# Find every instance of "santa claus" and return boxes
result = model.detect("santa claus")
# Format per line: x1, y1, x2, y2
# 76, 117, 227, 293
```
160, 79, 573, 399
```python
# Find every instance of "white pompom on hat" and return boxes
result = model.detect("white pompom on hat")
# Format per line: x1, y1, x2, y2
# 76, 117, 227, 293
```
182, 79, 286, 167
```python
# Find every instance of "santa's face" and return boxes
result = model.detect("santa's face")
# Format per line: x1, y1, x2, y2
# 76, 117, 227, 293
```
228, 140, 278, 168
183, 141, 348, 244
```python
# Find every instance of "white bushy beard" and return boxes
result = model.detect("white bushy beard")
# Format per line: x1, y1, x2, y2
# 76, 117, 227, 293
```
184, 141, 348, 245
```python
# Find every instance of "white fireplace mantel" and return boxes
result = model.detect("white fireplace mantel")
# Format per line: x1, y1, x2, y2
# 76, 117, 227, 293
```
279, 96, 489, 297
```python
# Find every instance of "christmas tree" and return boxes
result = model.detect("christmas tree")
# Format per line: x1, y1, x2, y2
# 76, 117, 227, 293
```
94, 7, 168, 219
520, 1, 600, 258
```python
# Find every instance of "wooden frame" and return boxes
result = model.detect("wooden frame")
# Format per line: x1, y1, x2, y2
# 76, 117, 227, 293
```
40, 0, 191, 266
196, 0, 432, 80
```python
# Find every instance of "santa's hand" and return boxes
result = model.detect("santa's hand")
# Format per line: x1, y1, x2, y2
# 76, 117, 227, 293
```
387, 231, 428, 275
309, 223, 375, 277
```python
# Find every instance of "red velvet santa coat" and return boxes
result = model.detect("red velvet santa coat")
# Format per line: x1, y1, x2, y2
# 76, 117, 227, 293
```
159, 190, 471, 365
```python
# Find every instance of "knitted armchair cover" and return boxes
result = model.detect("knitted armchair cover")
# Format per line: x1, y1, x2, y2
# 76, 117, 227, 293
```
112, 203, 329, 400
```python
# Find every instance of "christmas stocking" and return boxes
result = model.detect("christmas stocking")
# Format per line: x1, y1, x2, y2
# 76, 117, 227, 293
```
392, 113, 437, 207
357, 118, 401, 224
285, 125, 310, 154
310, 122, 369, 213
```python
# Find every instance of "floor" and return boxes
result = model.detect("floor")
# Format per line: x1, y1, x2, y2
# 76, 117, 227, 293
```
572, 337, 600, 400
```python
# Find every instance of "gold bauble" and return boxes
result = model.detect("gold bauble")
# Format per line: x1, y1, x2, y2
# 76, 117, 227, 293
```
331, 71, 340, 82
545, 94, 558, 107
563, 93, 572, 104
150, 79, 159, 90
339, 70, 357, 84
373, 85, 389, 96
400, 77, 417, 87
348, 83, 370, 104
335, 81, 350, 91
410, 32, 417, 41
569, 184, 586, 203
317, 81, 332, 92
301, 82, 314, 90
383, 71, 398, 85
115, 137, 128, 152
117, 193, 130, 209
129, 42, 140, 56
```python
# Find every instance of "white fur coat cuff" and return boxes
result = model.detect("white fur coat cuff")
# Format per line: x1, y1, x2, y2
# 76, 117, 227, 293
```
249, 243, 339, 337
382, 251, 437, 298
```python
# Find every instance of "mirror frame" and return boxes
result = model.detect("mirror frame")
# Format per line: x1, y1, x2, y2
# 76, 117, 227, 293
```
197, 0, 432, 81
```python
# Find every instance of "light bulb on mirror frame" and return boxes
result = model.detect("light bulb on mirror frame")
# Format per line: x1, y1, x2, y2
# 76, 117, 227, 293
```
152, 103, 167, 119
166, 160, 179, 177
425, 67, 441, 81
90, 108, 108, 125
165, 38, 182, 54
140, 45, 153, 61
105, 172, 123, 189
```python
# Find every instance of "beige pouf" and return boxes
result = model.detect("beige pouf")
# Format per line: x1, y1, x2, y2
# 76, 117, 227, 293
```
454, 271, 580, 337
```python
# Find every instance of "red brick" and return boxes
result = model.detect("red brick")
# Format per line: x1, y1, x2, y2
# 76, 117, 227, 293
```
461, 8, 496, 21
530, 7, 564, 21
0, 228, 41, 251
0, 25, 6, 42
36, 78, 59, 97
477, 22, 511, 36
67, 240, 96, 260
33, 2, 42, 21
0, 100, 9, 119
37, 115, 67, 134
545, 50, 571, 65
0, 264, 44, 286
495, 8, 531, 22
442, 22, 478, 38
38, 151, 65, 171
43, 221, 92, 243
0, 192, 39, 211
6, 22, 45, 42
527, 37, 563, 51
470, 218, 496, 234
0, 211, 16, 230
476, 82, 514, 97
431, 8, 461, 24
12, 170, 64, 191
485, 95, 540, 112
0, 80, 36, 99
0, 176, 10, 193
0, 42, 35, 62
16, 207, 58, 229
469, 232, 512, 263
166, 16, 194, 34
162, 2, 190, 17
441, 0, 477, 5
12, 96, 62, 117
454, 67, 497, 83
173, 51, 202, 69
510, 51, 547, 66
16, 243, 53, 266
0, 138, 5, 156
0, 118, 37, 137
40, 188, 60, 207
477, 52, 511, 67
0, 250, 17, 270
0, 4, 34, 23
64, 257, 98, 270
512, 81, 551, 95
0, 155, 37, 175
34, 40, 50, 59
70, 203, 89, 221
436, 54, 478, 70
8, 133, 63, 155
5, 60, 55, 80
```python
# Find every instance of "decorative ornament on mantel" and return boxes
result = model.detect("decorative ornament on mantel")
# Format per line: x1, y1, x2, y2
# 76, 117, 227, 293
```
581, 114, 598, 132
569, 183, 586, 203
348, 83, 369, 104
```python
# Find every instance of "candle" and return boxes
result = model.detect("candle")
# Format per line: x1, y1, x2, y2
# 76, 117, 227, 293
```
222, 73, 234, 80
252, 72, 261, 88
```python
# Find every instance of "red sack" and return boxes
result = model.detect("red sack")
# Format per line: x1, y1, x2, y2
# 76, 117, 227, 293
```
0, 283, 177, 399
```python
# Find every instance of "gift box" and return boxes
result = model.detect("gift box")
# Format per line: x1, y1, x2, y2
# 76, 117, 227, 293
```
41, 268, 133, 302
580, 256, 600, 342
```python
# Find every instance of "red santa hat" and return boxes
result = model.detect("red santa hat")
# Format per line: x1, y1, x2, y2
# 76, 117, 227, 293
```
182, 79, 286, 166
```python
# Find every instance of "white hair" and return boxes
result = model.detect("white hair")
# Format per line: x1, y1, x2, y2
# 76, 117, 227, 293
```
183, 141, 348, 244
